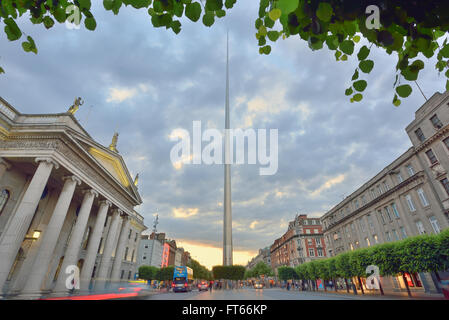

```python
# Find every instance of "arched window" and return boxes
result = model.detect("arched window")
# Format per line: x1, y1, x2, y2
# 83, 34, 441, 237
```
0, 189, 10, 215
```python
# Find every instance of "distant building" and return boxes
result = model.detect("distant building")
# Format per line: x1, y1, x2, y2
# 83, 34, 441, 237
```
270, 214, 326, 275
136, 233, 164, 268
247, 247, 271, 270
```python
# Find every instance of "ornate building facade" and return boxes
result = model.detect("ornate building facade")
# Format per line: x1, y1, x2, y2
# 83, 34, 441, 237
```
321, 91, 449, 294
0, 97, 147, 299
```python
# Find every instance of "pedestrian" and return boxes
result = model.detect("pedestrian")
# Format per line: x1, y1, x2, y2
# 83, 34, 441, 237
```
209, 280, 213, 292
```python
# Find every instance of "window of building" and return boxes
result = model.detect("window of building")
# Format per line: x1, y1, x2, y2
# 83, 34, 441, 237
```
415, 128, 426, 142
416, 220, 426, 235
354, 200, 359, 209
0, 189, 10, 215
120, 270, 124, 279
365, 237, 371, 247
378, 209, 386, 224
303, 220, 308, 225
430, 114, 443, 129
308, 248, 315, 257
306, 229, 311, 234
131, 249, 135, 262
397, 173, 404, 184
359, 218, 366, 233
425, 149, 438, 165
128, 229, 132, 239
377, 185, 382, 195
128, 271, 132, 280
314, 228, 319, 234
134, 232, 138, 242
307, 239, 313, 245
370, 189, 376, 199
392, 229, 399, 241
124, 247, 129, 261
384, 207, 393, 222
317, 248, 323, 257
441, 178, 449, 196
406, 164, 415, 177
444, 137, 449, 150
385, 231, 391, 242
391, 203, 400, 218
417, 188, 430, 207
400, 226, 407, 239
367, 214, 374, 229
383, 181, 390, 192
316, 238, 321, 246
144, 245, 148, 249
429, 216, 441, 234
405, 194, 416, 212
351, 223, 355, 232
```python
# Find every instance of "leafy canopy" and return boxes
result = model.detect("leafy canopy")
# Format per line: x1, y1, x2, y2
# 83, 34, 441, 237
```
1, 1, 449, 105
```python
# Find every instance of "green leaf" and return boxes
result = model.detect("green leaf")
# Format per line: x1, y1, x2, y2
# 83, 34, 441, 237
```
326, 35, 339, 50
267, 31, 280, 42
84, 17, 97, 30
278, 0, 299, 15
357, 46, 370, 61
205, 0, 223, 11
171, 20, 182, 34
104, 0, 114, 10
353, 35, 361, 43
353, 80, 367, 92
185, 2, 202, 22
43, 16, 55, 29
262, 45, 271, 55
396, 84, 413, 98
4, 18, 22, 41
340, 40, 354, 55
353, 93, 363, 102
216, 9, 226, 18
345, 87, 353, 96
316, 2, 333, 22
0, 67, 4, 74
393, 94, 401, 107
352, 69, 359, 81
78, 0, 92, 10
268, 8, 281, 21
359, 60, 374, 73
340, 54, 348, 61
202, 12, 215, 27
446, 80, 449, 92
440, 44, 449, 58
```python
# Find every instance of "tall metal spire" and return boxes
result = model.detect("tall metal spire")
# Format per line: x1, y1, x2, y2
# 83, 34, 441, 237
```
223, 31, 233, 266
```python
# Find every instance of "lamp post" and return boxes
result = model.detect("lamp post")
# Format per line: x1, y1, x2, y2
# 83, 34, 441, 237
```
149, 213, 158, 267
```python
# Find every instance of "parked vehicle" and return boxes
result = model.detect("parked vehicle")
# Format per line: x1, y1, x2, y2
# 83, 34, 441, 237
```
198, 281, 209, 291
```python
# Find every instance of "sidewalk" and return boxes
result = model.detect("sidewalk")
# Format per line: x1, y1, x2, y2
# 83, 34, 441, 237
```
278, 287, 446, 300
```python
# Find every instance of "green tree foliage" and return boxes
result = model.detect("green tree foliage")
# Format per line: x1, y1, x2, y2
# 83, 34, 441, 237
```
212, 265, 245, 280
250, 261, 274, 278
278, 266, 297, 281
138, 265, 159, 281
1, 1, 449, 105
155, 266, 174, 281
187, 259, 212, 280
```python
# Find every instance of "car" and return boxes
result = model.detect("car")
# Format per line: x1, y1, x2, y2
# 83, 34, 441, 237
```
198, 281, 209, 291
253, 282, 264, 289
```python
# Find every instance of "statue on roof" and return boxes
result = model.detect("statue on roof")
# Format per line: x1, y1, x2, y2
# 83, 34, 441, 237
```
133, 173, 139, 187
68, 97, 83, 115
109, 132, 119, 153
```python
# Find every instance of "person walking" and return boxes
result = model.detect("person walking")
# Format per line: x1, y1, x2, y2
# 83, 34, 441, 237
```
209, 280, 213, 292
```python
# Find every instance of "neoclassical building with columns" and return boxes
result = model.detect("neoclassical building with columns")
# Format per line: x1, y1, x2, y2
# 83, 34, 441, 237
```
0, 97, 147, 299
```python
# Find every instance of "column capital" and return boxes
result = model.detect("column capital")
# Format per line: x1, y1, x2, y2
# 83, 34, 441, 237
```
62, 175, 82, 186
82, 188, 99, 198
112, 208, 123, 216
35, 157, 59, 170
99, 199, 112, 208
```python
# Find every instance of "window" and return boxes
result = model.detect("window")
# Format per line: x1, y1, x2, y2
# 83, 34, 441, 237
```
120, 270, 124, 279
124, 247, 129, 261
308, 248, 315, 257
303, 220, 308, 225
444, 137, 449, 150
377, 185, 382, 195
430, 114, 443, 129
306, 229, 311, 234
406, 164, 415, 177
128, 271, 132, 280
134, 232, 138, 242
351, 223, 355, 232
143, 256, 146, 260
378, 209, 386, 224
400, 227, 407, 239
392, 229, 399, 241
385, 231, 391, 242
441, 178, 449, 196
416, 220, 426, 235
0, 189, 10, 215
316, 238, 321, 246
405, 194, 416, 212
359, 218, 366, 233
397, 173, 404, 183
361, 195, 367, 205
370, 189, 376, 199
307, 239, 313, 245
367, 214, 374, 229
415, 128, 426, 142
365, 237, 371, 247
384, 207, 393, 222
354, 200, 359, 209
383, 181, 390, 192
429, 216, 441, 234
425, 149, 438, 165
131, 249, 135, 262
417, 188, 429, 207
128, 229, 132, 239
317, 248, 323, 257
314, 229, 319, 234
391, 203, 400, 218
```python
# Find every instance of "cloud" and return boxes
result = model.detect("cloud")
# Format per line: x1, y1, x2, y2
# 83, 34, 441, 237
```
172, 207, 199, 219
106, 87, 138, 103
310, 174, 346, 198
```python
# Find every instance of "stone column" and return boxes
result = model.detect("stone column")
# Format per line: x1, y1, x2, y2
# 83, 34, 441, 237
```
110, 215, 130, 283
0, 157, 11, 181
95, 209, 122, 290
79, 200, 111, 292
0, 157, 58, 292
52, 189, 98, 294
20, 175, 81, 298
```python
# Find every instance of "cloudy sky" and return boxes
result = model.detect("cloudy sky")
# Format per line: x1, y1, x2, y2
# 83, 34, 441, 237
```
0, 2, 446, 269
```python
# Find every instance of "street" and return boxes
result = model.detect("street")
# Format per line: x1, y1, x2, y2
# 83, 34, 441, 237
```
143, 288, 406, 300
